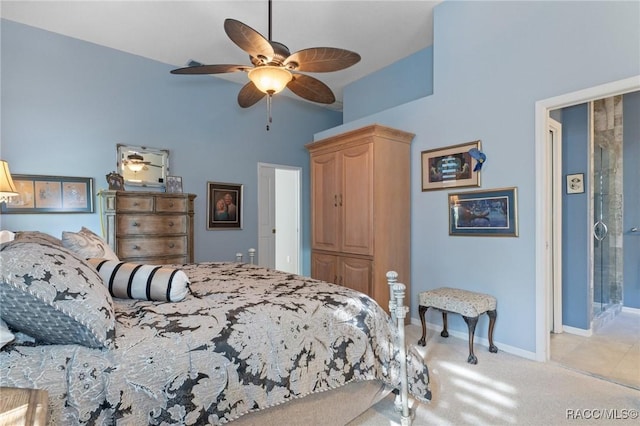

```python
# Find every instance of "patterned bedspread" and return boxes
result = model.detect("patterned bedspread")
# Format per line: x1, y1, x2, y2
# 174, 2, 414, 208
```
1, 262, 431, 424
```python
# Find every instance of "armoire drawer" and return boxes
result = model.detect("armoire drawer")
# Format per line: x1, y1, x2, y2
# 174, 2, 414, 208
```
117, 236, 187, 258
116, 196, 154, 212
117, 215, 187, 235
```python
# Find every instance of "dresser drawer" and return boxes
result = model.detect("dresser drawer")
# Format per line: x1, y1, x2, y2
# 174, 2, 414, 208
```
117, 196, 154, 212
117, 215, 187, 235
156, 197, 187, 213
117, 236, 187, 258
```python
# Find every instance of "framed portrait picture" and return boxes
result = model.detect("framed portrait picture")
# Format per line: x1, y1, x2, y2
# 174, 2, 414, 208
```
448, 187, 518, 236
421, 140, 482, 191
1, 174, 94, 214
207, 181, 242, 230
566, 173, 584, 194
166, 176, 183, 193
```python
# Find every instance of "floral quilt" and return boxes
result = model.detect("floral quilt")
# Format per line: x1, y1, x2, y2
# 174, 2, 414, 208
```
1, 262, 431, 424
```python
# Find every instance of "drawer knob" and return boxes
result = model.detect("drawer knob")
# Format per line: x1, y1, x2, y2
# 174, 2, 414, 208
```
133, 202, 139, 206
169, 202, 174, 207
168, 243, 175, 248
168, 221, 174, 227
132, 245, 140, 250
132, 222, 139, 227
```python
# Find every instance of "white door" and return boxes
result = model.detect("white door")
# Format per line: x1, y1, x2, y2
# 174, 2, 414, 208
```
258, 164, 276, 268
257, 163, 301, 274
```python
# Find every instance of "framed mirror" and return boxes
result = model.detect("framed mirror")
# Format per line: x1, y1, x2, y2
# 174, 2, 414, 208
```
117, 144, 169, 187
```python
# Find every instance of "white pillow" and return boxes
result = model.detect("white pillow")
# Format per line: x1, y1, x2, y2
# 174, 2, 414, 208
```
0, 230, 15, 244
62, 227, 119, 261
88, 259, 190, 302
0, 319, 15, 348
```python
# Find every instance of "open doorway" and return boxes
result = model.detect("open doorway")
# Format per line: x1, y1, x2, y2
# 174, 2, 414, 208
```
257, 163, 301, 274
534, 76, 640, 362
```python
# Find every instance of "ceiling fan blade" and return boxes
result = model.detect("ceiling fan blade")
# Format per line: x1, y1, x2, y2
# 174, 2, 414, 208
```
224, 18, 275, 63
284, 48, 361, 72
238, 81, 266, 108
287, 74, 335, 104
170, 64, 249, 75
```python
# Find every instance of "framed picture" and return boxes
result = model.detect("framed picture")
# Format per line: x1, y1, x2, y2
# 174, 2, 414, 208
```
448, 187, 518, 236
1, 174, 94, 214
207, 181, 242, 230
421, 140, 482, 191
166, 176, 183, 193
566, 173, 584, 194
106, 171, 125, 191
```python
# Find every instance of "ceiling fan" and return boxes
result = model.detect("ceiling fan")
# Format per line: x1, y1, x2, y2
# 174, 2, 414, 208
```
170, 0, 361, 128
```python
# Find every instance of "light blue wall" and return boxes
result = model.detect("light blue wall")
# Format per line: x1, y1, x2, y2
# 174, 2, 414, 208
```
343, 47, 433, 122
0, 20, 342, 273
561, 104, 589, 329
318, 0, 640, 353
623, 92, 640, 309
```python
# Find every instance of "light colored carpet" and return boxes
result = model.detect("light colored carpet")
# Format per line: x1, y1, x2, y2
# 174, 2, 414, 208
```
348, 325, 640, 425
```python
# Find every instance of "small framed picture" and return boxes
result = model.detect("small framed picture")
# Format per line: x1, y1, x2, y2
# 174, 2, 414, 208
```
207, 181, 242, 230
106, 172, 125, 191
166, 176, 183, 193
566, 173, 584, 194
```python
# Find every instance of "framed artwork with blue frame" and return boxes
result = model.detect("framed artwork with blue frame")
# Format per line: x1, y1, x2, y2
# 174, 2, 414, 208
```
448, 187, 518, 236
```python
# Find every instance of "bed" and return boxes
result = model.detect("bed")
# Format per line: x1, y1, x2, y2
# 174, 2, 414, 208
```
0, 231, 431, 425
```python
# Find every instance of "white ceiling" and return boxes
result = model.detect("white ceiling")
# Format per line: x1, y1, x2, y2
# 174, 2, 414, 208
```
0, 0, 441, 109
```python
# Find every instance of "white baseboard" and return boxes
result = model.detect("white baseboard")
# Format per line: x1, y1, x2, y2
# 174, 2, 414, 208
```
622, 306, 640, 315
560, 325, 593, 337
408, 317, 538, 361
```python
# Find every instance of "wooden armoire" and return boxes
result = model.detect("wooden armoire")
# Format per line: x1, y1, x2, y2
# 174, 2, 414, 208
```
306, 124, 414, 314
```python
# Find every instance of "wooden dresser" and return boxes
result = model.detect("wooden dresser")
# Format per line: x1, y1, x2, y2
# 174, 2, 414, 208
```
100, 191, 196, 264
306, 124, 414, 317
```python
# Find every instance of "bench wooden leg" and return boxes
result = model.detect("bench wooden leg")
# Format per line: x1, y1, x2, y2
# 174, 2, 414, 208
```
487, 309, 498, 353
462, 315, 479, 364
418, 305, 428, 346
441, 312, 449, 338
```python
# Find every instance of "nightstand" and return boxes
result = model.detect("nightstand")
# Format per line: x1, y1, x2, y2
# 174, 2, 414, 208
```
0, 387, 48, 425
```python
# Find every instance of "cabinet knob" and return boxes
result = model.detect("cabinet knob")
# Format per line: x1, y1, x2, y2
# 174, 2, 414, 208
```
334, 194, 338, 207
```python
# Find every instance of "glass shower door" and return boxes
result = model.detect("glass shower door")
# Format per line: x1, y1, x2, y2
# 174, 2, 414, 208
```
593, 146, 611, 315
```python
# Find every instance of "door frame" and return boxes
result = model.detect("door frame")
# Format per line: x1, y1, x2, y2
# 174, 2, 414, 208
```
534, 75, 640, 361
547, 117, 563, 334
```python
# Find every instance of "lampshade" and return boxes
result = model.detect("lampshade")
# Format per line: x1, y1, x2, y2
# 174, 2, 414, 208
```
248, 66, 292, 95
0, 160, 18, 203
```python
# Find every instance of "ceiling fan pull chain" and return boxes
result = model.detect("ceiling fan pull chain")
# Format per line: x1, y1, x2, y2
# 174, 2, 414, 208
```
266, 94, 273, 131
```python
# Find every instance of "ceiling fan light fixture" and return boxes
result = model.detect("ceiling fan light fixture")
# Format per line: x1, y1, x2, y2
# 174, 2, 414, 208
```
248, 66, 292, 95
126, 153, 146, 172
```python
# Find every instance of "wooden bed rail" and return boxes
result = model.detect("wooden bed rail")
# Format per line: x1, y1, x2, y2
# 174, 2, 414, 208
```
387, 271, 412, 425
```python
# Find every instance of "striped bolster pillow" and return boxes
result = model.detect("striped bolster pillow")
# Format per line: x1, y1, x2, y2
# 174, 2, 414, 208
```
88, 259, 190, 302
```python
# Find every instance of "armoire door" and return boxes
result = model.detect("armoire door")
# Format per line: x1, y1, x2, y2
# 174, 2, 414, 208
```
310, 152, 341, 252
340, 144, 374, 255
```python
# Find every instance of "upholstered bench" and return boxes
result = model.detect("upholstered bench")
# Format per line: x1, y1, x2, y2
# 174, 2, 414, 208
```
418, 287, 498, 364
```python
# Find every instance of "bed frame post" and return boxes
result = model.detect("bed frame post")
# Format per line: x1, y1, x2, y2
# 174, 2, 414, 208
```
248, 248, 256, 264
387, 272, 412, 425
236, 252, 243, 262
